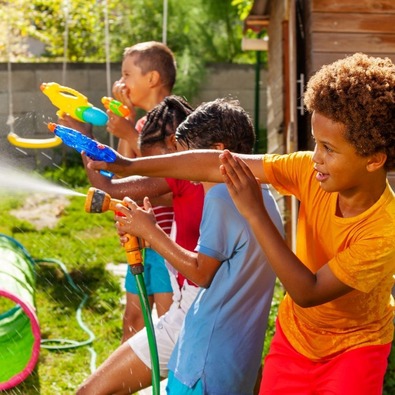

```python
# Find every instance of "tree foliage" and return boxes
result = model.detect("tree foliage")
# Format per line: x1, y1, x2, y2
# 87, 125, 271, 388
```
0, 0, 255, 98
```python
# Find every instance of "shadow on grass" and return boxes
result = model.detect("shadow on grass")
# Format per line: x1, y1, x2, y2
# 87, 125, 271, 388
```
2, 367, 41, 395
35, 262, 122, 316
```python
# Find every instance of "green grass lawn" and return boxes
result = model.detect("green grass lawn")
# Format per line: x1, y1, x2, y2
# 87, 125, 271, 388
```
0, 188, 127, 394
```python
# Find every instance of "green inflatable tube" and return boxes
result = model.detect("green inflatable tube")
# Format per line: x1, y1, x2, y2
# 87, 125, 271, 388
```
0, 234, 41, 390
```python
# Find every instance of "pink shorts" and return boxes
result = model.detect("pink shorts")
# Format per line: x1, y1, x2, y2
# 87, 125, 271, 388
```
259, 319, 391, 395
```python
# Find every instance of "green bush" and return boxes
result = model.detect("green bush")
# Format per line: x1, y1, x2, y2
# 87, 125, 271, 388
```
42, 150, 89, 188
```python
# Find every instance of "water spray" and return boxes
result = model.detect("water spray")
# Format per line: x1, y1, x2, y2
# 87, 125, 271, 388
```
84, 187, 160, 395
0, 163, 85, 197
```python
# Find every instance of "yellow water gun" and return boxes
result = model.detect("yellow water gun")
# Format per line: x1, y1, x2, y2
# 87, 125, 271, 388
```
41, 82, 109, 126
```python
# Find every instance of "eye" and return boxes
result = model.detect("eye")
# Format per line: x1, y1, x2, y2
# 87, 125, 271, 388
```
324, 144, 333, 153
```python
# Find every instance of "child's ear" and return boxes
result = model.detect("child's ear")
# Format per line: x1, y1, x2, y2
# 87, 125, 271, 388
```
212, 143, 225, 151
148, 70, 161, 87
366, 152, 387, 172
167, 134, 178, 150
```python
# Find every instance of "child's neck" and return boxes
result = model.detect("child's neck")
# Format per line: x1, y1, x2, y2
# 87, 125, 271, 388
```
143, 90, 171, 112
202, 182, 218, 193
336, 180, 387, 217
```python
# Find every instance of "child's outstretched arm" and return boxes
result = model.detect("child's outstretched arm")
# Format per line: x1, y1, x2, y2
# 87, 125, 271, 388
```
219, 150, 353, 307
83, 154, 172, 204
115, 197, 221, 288
88, 149, 267, 183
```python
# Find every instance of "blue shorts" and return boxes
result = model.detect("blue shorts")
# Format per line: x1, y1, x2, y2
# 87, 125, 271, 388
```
166, 371, 203, 395
124, 248, 172, 295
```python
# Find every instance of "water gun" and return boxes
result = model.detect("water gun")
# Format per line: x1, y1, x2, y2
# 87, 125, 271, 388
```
101, 96, 131, 118
41, 82, 109, 126
48, 122, 115, 178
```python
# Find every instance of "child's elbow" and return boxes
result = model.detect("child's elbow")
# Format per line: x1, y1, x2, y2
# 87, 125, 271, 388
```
194, 273, 214, 289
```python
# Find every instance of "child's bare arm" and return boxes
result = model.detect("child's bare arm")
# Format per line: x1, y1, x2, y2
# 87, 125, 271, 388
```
115, 197, 221, 287
88, 149, 268, 183
106, 114, 140, 158
83, 154, 171, 201
220, 150, 353, 307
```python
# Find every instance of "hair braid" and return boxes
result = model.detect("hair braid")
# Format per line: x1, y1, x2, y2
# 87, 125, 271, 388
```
139, 96, 194, 150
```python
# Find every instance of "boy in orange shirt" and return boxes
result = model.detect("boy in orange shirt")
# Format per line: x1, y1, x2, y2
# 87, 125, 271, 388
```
89, 52, 395, 394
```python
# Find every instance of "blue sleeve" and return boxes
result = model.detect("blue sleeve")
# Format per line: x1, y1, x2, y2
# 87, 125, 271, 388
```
197, 187, 247, 262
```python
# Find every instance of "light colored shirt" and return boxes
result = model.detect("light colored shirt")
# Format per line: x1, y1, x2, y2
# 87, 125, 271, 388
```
168, 183, 283, 394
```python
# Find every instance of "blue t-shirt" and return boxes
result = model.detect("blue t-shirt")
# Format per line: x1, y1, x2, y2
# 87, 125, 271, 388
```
168, 183, 284, 395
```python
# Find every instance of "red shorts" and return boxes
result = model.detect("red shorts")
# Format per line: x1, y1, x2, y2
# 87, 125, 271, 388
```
259, 319, 391, 395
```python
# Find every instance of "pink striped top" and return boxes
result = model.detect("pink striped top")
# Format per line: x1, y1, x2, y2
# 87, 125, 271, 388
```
136, 116, 174, 236
152, 205, 174, 236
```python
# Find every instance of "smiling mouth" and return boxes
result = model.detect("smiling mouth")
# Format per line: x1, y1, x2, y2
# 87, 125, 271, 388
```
316, 171, 329, 182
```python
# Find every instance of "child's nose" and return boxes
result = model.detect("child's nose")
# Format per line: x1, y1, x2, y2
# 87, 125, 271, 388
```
312, 145, 323, 164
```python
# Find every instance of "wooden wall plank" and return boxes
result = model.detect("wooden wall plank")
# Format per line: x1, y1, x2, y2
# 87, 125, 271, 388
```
312, 32, 395, 53
311, 0, 395, 13
311, 13, 395, 33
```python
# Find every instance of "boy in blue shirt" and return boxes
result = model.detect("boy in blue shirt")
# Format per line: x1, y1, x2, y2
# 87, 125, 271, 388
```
113, 98, 284, 394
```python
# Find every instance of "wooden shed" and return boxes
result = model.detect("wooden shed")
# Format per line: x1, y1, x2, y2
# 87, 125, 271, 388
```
244, 0, 395, 247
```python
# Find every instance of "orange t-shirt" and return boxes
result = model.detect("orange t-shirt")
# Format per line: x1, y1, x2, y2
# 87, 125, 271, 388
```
264, 151, 395, 361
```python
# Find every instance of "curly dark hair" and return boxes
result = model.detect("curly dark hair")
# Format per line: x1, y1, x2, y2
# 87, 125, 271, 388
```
304, 52, 395, 171
175, 98, 256, 154
139, 95, 194, 151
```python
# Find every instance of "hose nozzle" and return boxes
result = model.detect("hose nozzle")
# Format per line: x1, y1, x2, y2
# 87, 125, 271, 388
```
84, 187, 144, 266
84, 187, 121, 214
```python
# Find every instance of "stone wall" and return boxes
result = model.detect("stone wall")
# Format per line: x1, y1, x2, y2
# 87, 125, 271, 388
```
0, 62, 267, 169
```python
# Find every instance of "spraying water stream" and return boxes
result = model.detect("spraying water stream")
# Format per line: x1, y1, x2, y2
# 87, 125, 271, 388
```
0, 164, 85, 197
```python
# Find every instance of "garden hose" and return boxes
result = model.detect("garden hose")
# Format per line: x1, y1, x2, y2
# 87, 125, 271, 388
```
84, 187, 161, 393
132, 261, 161, 395
125, 244, 160, 395
0, 234, 97, 391
34, 258, 97, 373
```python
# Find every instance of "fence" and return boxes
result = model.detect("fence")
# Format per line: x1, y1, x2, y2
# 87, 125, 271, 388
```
0, 62, 267, 169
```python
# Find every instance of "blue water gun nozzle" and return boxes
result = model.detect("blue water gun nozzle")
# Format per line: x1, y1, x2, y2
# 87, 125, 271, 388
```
48, 123, 115, 178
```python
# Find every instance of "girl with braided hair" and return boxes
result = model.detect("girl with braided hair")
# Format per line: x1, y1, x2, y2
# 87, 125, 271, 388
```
77, 95, 204, 395
118, 95, 197, 343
